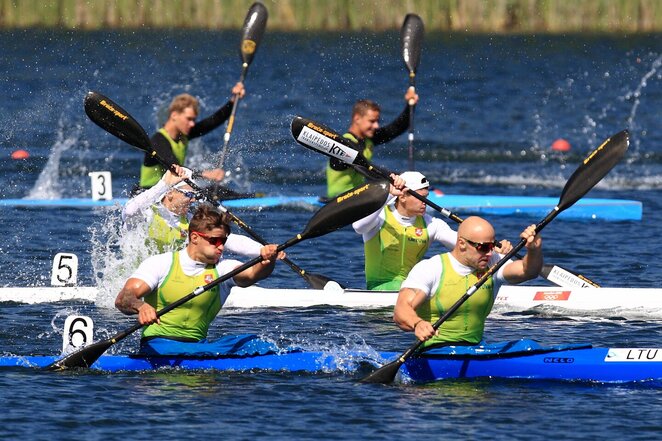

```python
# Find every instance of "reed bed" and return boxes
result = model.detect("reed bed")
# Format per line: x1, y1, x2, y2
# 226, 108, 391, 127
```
0, 0, 660, 32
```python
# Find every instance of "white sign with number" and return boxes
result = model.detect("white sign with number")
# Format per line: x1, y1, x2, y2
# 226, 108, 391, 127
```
51, 253, 78, 286
63, 315, 94, 354
89, 171, 113, 200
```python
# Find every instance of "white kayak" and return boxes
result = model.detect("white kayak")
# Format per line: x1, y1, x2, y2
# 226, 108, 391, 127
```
2, 284, 662, 317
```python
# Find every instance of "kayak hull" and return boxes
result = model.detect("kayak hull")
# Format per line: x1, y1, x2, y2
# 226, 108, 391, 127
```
402, 347, 662, 384
0, 194, 642, 221
3, 347, 662, 384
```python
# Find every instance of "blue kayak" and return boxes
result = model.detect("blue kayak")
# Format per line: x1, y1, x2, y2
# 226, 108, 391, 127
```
2, 341, 661, 384
0, 193, 642, 221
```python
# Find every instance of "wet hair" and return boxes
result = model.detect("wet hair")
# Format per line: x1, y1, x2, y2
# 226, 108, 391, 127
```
188, 204, 231, 238
168, 93, 199, 116
352, 99, 380, 118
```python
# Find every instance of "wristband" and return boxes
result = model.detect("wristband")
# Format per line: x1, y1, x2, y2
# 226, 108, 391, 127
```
413, 319, 423, 330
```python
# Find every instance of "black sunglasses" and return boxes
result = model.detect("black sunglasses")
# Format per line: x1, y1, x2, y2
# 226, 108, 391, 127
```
462, 237, 500, 253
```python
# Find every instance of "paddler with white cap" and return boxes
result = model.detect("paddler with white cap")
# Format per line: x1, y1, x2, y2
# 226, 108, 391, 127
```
352, 171, 511, 291
123, 165, 262, 256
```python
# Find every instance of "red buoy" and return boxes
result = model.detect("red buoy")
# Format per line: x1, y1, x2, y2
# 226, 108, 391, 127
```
11, 149, 30, 160
551, 139, 571, 152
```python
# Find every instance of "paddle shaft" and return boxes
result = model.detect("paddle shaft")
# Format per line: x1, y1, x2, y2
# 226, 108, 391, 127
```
407, 82, 416, 171
217, 65, 247, 169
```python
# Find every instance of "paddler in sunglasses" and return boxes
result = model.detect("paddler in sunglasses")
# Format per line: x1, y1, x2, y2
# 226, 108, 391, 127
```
123, 165, 263, 258
352, 171, 511, 291
393, 217, 542, 349
115, 204, 284, 356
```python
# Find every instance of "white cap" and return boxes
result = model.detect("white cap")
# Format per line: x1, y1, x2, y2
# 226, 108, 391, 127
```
400, 171, 429, 191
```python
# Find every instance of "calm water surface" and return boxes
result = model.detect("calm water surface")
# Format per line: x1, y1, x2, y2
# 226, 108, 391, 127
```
0, 29, 661, 440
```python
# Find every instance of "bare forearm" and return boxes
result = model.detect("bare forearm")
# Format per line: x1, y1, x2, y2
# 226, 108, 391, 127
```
522, 248, 543, 279
394, 289, 423, 331
115, 288, 144, 315
233, 261, 276, 287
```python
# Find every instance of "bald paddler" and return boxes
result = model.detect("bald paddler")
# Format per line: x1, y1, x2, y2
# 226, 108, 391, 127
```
394, 217, 542, 348
352, 171, 458, 291
326, 88, 419, 199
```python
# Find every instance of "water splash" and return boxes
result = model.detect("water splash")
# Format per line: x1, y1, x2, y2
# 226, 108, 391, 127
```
26, 119, 83, 199
89, 208, 154, 309
625, 54, 662, 144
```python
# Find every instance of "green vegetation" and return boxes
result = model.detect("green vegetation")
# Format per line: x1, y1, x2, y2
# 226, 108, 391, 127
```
0, 0, 660, 32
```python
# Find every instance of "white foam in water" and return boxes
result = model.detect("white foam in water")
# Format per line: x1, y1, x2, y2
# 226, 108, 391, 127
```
27, 120, 81, 199
89, 208, 155, 309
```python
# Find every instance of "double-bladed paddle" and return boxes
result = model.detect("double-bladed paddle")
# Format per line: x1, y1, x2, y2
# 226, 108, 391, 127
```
217, 1, 268, 169
84, 91, 339, 289
401, 13, 424, 171
360, 129, 629, 384
290, 115, 602, 289
46, 180, 389, 370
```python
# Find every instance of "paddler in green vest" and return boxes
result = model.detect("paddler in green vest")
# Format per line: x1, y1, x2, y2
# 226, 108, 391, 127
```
115, 204, 283, 355
326, 88, 419, 199
352, 171, 458, 291
123, 165, 262, 257
394, 217, 543, 349
138, 84, 244, 193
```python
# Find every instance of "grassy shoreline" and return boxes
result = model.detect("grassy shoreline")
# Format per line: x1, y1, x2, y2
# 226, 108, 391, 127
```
0, 0, 660, 33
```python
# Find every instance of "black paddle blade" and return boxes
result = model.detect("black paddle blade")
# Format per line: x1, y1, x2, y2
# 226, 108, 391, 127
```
240, 2, 268, 66
300, 181, 389, 240
558, 130, 629, 211
361, 358, 404, 384
44, 339, 114, 371
401, 13, 424, 74
302, 272, 345, 290
84, 91, 151, 151
291, 116, 368, 168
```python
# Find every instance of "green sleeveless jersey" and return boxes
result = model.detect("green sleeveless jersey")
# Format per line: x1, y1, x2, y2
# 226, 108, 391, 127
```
140, 128, 188, 188
325, 133, 373, 198
142, 251, 220, 341
146, 206, 189, 253
364, 207, 429, 291
416, 253, 495, 347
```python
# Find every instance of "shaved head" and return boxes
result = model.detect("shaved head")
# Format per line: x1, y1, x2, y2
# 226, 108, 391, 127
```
456, 217, 495, 245
453, 216, 497, 269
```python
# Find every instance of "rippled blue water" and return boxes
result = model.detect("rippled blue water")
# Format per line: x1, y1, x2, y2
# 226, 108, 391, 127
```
0, 29, 661, 440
